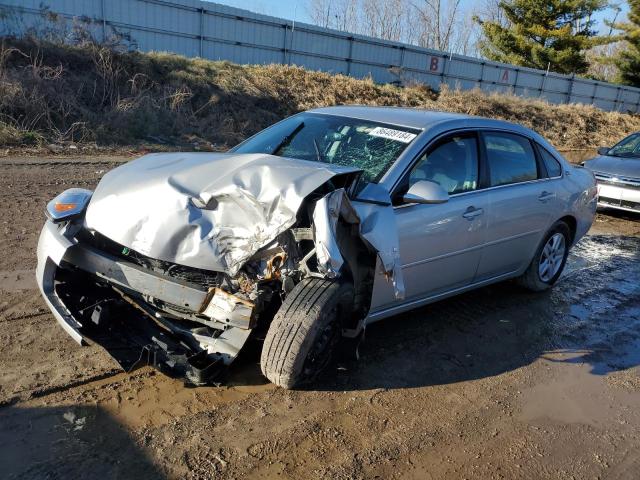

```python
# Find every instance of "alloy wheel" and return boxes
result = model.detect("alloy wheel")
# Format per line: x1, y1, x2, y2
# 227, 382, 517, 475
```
538, 233, 566, 282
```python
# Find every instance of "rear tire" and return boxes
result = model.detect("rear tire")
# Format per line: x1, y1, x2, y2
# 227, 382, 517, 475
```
516, 221, 571, 291
260, 277, 353, 389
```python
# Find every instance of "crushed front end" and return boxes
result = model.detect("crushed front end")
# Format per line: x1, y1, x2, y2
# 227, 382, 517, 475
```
36, 152, 405, 386
36, 218, 282, 385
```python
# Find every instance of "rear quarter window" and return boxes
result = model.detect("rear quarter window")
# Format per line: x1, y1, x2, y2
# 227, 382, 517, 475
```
538, 146, 563, 177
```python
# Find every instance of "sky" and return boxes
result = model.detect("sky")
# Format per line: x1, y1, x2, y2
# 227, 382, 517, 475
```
207, 0, 629, 35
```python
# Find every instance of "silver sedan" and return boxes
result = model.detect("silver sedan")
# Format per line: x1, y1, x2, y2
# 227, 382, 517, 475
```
583, 133, 640, 214
36, 107, 597, 388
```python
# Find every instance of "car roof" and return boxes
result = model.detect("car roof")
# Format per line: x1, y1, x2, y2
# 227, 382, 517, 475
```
307, 105, 513, 131
307, 105, 567, 166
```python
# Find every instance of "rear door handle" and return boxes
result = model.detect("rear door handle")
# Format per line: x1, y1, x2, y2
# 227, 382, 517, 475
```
462, 206, 484, 220
538, 191, 556, 202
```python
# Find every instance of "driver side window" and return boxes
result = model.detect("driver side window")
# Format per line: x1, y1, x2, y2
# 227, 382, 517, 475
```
408, 135, 479, 195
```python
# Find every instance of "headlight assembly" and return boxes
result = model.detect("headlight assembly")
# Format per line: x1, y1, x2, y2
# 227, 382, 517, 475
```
46, 188, 93, 223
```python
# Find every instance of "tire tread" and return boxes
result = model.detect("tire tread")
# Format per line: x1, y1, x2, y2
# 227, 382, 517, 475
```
260, 277, 346, 388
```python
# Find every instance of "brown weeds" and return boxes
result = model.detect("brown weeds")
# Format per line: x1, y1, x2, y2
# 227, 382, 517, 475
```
0, 37, 638, 150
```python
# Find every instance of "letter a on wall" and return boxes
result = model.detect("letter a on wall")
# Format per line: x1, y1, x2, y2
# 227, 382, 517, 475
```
501, 69, 509, 82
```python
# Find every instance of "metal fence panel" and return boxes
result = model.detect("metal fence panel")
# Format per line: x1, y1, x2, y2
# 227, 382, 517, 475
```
2, 0, 640, 113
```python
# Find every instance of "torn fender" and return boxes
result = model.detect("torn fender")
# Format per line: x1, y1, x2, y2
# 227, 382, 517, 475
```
313, 185, 405, 300
85, 152, 360, 276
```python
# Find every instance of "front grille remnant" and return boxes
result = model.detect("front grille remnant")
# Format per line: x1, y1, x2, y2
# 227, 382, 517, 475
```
599, 196, 640, 210
163, 264, 221, 289
76, 229, 224, 289
594, 172, 640, 190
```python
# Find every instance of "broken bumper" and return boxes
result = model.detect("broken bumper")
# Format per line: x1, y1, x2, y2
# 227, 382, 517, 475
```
36, 220, 85, 344
36, 219, 252, 385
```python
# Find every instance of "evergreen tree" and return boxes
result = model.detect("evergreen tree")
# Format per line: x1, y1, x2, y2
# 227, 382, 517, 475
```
475, 0, 610, 74
612, 0, 640, 86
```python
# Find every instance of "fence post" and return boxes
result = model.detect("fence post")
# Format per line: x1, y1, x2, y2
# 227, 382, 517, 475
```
282, 24, 288, 64
566, 73, 575, 104
614, 86, 622, 111
441, 54, 448, 86
101, 0, 107, 42
287, 20, 295, 65
512, 68, 519, 95
591, 82, 598, 107
199, 8, 204, 58
346, 36, 354, 76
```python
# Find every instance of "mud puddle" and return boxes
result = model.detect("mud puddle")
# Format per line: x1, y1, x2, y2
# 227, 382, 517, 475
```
521, 234, 640, 427
521, 352, 640, 427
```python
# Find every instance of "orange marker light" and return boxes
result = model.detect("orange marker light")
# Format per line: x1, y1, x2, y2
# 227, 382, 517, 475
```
54, 203, 77, 213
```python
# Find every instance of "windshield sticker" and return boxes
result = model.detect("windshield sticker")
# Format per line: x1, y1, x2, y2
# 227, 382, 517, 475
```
368, 127, 417, 143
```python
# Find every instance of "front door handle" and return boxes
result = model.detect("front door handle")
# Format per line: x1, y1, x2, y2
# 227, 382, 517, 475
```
538, 191, 556, 202
462, 206, 484, 220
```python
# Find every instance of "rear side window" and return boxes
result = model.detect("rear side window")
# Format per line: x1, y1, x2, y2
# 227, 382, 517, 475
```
484, 132, 538, 187
539, 146, 563, 177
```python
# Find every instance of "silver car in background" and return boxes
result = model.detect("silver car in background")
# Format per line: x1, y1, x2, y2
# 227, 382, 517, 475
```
36, 107, 597, 389
583, 133, 640, 214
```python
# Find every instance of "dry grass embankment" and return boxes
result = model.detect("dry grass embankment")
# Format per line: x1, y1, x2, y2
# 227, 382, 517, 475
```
1, 37, 638, 153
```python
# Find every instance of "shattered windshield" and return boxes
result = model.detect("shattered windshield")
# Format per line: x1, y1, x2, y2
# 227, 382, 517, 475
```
231, 113, 420, 182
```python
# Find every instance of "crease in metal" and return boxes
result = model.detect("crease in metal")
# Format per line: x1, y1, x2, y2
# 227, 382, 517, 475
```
85, 152, 360, 277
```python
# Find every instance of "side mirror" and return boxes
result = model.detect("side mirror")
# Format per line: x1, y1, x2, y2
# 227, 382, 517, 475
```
597, 146, 610, 156
402, 180, 449, 205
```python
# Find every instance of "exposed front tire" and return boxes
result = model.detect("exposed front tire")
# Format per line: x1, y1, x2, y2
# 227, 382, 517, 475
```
516, 221, 571, 292
260, 277, 353, 389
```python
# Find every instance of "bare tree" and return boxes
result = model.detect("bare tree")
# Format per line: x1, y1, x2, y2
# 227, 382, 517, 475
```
410, 0, 463, 52
450, 8, 480, 57
361, 0, 407, 42
306, 0, 481, 57
308, 0, 334, 28
307, 0, 360, 31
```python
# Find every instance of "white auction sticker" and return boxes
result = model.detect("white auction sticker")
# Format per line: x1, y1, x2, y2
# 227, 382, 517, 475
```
368, 126, 417, 143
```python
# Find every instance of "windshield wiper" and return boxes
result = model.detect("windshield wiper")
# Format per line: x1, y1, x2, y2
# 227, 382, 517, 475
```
272, 121, 305, 156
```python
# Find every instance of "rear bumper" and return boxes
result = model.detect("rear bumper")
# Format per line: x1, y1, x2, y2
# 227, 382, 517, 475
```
36, 220, 251, 385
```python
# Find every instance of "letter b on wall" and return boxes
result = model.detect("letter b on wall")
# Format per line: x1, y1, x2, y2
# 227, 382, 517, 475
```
428, 56, 444, 74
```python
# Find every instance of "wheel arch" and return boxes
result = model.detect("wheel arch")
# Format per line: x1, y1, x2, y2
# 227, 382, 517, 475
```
556, 215, 577, 245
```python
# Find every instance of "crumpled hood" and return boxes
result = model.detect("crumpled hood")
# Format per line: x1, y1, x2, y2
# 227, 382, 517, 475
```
584, 155, 640, 179
85, 152, 360, 275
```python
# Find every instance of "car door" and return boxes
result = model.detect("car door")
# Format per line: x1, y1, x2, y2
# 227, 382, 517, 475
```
369, 132, 489, 311
474, 131, 553, 281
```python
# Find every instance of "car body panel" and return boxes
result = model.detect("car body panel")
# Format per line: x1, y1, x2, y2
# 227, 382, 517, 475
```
476, 181, 552, 280
369, 191, 489, 311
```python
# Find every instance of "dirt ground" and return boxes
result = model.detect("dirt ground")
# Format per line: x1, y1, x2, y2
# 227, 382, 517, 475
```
1, 154, 639, 479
